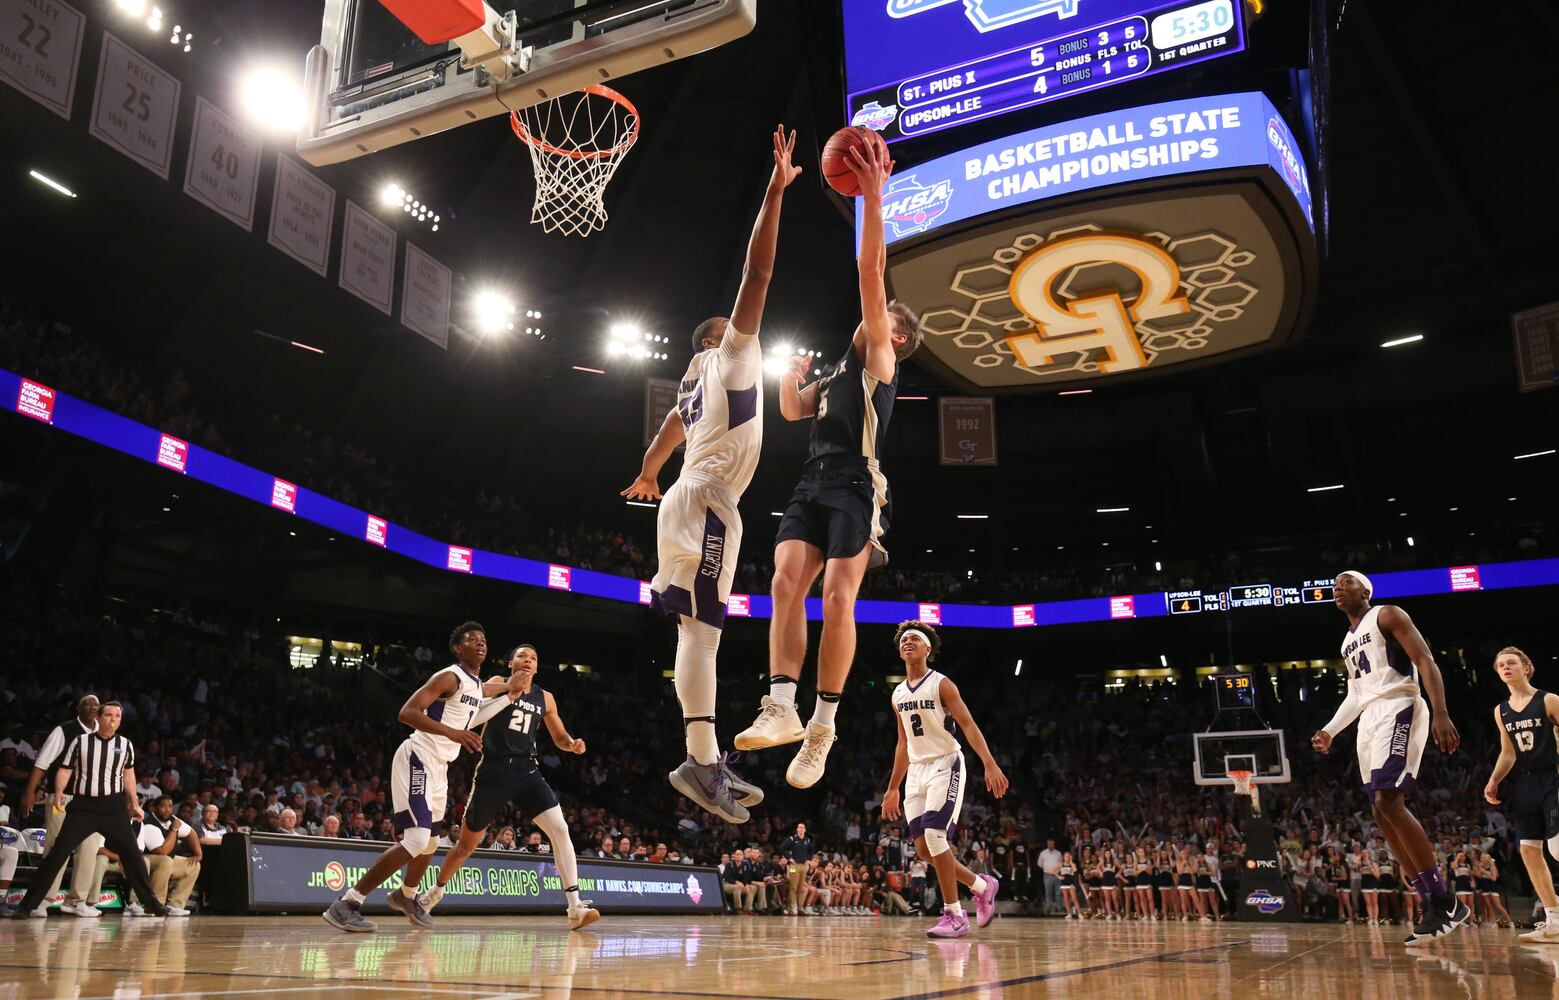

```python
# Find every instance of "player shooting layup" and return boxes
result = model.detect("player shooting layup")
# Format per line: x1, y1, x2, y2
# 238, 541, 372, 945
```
1484, 646, 1559, 943
1311, 571, 1470, 945
735, 133, 923, 789
622, 126, 801, 824
879, 621, 1007, 938
323, 622, 523, 932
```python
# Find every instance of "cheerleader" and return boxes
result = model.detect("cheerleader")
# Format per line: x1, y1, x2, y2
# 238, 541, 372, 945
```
1361, 853, 1382, 925
1081, 847, 1102, 918
1059, 851, 1083, 919
1100, 847, 1122, 919
1198, 844, 1220, 920
1327, 848, 1353, 923
1177, 846, 1207, 920
1154, 847, 1177, 921
1450, 850, 1476, 926
1475, 850, 1512, 927
1136, 848, 1157, 920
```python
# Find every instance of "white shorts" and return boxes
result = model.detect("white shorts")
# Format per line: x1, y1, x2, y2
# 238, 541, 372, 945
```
1357, 696, 1428, 793
650, 473, 742, 629
906, 751, 965, 836
391, 738, 449, 835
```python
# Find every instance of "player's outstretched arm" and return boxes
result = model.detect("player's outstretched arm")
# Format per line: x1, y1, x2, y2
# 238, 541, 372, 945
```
881, 712, 911, 821
727, 124, 801, 343
1379, 605, 1459, 753
940, 677, 1009, 798
777, 353, 818, 421
1313, 675, 1365, 753
543, 690, 586, 754
622, 408, 687, 501
1484, 705, 1516, 804
397, 672, 482, 752
847, 138, 898, 384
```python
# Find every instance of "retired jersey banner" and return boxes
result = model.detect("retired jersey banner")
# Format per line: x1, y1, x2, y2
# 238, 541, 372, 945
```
938, 396, 996, 465
89, 32, 182, 179
644, 377, 679, 446
216, 833, 723, 914
0, 0, 86, 118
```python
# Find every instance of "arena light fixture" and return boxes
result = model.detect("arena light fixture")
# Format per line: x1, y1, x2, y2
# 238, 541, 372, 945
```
571, 365, 605, 374
29, 169, 77, 198
289, 340, 325, 355
380, 183, 403, 206
625, 500, 655, 508
1154, 560, 1162, 571
237, 65, 306, 133
1059, 389, 1092, 396
1014, 659, 1023, 677
1380, 334, 1424, 348
898, 395, 929, 401
473, 291, 515, 334
956, 513, 988, 519
1159, 654, 1168, 667
1407, 536, 1415, 547
1096, 506, 1130, 513
1514, 449, 1555, 460
1305, 484, 1344, 493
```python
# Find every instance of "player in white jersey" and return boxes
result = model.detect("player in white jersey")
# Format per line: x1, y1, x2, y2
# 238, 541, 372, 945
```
1311, 571, 1470, 946
324, 622, 526, 932
879, 621, 1008, 939
622, 126, 801, 825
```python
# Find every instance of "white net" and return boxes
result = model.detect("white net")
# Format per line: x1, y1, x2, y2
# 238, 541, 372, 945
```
511, 85, 640, 237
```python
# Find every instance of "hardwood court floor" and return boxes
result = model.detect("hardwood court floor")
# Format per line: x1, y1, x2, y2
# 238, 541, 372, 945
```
1, 914, 1553, 999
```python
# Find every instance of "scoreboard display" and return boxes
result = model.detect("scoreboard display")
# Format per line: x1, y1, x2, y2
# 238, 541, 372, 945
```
844, 0, 1247, 143
1168, 579, 1338, 615
1215, 673, 1255, 709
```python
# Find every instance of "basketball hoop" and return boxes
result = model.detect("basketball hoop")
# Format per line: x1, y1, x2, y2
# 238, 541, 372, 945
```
511, 85, 640, 237
1229, 769, 1261, 819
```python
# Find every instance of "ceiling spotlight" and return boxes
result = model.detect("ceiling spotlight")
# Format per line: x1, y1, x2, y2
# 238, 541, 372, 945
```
607, 342, 623, 357
237, 65, 306, 133
609, 321, 643, 341
116, 0, 146, 15
473, 290, 515, 334
431, 224, 438, 231
381, 184, 402, 206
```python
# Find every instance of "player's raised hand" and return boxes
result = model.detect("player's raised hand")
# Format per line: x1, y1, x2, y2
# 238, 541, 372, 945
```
566, 737, 587, 755
453, 728, 483, 753
771, 124, 801, 188
985, 760, 1009, 799
787, 354, 811, 383
506, 671, 528, 697
1310, 730, 1332, 754
880, 787, 901, 822
1431, 712, 1460, 755
1482, 780, 1501, 806
846, 135, 894, 197
620, 476, 662, 502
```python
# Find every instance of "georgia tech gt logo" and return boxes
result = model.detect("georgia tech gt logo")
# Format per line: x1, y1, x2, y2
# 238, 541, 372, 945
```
1003, 233, 1189, 373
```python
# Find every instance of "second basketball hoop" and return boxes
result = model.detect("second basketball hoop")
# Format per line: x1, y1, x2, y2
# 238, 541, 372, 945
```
512, 84, 640, 237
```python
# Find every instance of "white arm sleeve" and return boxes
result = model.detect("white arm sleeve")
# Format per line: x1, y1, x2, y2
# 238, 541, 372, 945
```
717, 323, 759, 364
469, 693, 518, 729
1322, 680, 1365, 738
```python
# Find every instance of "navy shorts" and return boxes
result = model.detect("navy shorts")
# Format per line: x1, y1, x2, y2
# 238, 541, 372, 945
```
775, 458, 890, 568
464, 757, 559, 832
1512, 769, 1559, 842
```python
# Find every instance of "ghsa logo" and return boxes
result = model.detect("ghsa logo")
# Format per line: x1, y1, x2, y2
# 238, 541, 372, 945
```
887, 0, 1080, 32
851, 101, 899, 132
881, 174, 954, 239
1246, 889, 1286, 914
1266, 116, 1311, 202
685, 874, 703, 904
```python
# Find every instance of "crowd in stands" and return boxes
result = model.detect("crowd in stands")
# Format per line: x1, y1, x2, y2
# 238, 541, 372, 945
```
0, 578, 1545, 925
3, 298, 1553, 610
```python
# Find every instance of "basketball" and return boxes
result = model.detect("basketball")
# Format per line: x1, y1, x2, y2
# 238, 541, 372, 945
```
821, 126, 886, 197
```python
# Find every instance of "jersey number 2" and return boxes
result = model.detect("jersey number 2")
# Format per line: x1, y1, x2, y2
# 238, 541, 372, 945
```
910, 714, 924, 738
508, 710, 536, 735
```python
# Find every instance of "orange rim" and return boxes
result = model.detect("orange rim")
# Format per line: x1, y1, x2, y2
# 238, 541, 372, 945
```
510, 84, 640, 160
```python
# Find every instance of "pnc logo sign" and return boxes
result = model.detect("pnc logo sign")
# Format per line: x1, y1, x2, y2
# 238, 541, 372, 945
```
1003, 233, 1189, 375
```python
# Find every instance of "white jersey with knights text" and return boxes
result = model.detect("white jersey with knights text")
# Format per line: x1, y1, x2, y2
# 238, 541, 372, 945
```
892, 669, 960, 763
675, 326, 763, 495
407, 665, 485, 764
1339, 605, 1420, 708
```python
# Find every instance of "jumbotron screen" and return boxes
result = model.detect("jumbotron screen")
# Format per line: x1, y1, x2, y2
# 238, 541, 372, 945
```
844, 0, 1246, 143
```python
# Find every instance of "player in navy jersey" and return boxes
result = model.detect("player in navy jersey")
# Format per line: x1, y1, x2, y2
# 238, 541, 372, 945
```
420, 643, 598, 929
324, 623, 525, 933
736, 135, 924, 790
1484, 646, 1559, 943
1311, 571, 1468, 945
879, 621, 1007, 938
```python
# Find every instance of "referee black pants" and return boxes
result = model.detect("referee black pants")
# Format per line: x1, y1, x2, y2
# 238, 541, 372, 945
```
17, 795, 160, 912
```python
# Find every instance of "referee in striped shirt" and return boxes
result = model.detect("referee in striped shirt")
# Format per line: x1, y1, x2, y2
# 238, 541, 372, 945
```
13, 702, 169, 918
